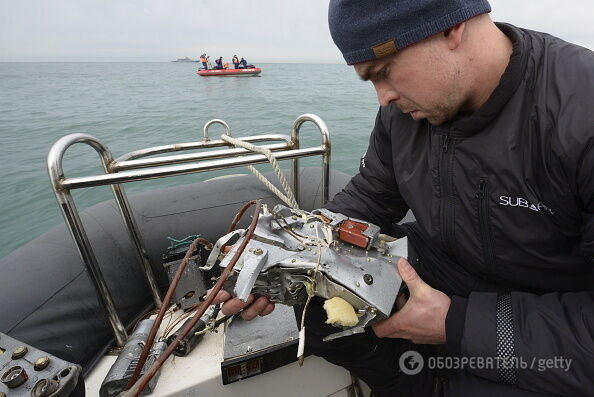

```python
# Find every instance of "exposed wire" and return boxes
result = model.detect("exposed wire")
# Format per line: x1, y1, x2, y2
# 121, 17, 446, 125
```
162, 307, 195, 338
124, 237, 213, 390
297, 222, 331, 365
122, 200, 262, 397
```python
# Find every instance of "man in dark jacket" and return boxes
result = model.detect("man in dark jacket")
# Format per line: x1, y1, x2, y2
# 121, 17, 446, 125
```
215, 1, 594, 396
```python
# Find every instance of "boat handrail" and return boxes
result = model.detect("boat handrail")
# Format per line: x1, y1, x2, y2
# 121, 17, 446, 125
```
46, 113, 331, 347
202, 118, 230, 141
114, 135, 291, 170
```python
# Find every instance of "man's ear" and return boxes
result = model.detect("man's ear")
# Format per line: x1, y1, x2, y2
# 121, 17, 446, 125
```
443, 22, 465, 50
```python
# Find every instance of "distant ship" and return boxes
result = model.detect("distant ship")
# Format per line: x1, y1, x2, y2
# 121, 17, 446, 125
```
172, 57, 199, 63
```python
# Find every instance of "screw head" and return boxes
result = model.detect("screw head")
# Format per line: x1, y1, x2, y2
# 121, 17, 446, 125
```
11, 346, 27, 360
363, 274, 373, 285
34, 357, 50, 371
253, 248, 263, 255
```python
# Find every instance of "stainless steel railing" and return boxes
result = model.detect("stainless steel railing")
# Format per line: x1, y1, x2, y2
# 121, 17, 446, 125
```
47, 114, 331, 346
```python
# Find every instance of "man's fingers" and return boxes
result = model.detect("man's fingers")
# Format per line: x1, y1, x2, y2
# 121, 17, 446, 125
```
395, 293, 408, 311
240, 296, 270, 320
260, 302, 275, 317
208, 291, 274, 319
221, 294, 255, 316
397, 258, 425, 294
210, 290, 232, 305
397, 258, 418, 283
372, 316, 402, 338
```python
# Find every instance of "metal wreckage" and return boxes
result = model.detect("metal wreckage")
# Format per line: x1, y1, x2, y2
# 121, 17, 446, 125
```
1, 115, 407, 397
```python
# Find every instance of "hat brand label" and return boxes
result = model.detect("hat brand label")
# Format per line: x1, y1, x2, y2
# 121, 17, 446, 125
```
372, 40, 397, 58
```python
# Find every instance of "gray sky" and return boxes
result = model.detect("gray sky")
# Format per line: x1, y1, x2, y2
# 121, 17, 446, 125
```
1, 0, 593, 63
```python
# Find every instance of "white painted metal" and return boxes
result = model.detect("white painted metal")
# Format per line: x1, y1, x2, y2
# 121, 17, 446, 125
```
85, 325, 355, 397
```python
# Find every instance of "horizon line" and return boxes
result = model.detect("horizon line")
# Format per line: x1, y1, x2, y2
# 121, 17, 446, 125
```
0, 60, 346, 65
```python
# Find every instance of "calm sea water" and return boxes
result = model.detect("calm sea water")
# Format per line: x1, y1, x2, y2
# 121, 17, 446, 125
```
0, 62, 379, 259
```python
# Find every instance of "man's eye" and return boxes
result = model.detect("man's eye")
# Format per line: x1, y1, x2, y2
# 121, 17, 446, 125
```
370, 67, 389, 81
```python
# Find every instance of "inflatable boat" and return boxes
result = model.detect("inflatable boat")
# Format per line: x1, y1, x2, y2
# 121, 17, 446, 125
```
0, 115, 374, 396
197, 67, 262, 77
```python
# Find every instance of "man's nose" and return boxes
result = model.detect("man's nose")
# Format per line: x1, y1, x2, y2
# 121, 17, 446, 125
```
373, 81, 399, 107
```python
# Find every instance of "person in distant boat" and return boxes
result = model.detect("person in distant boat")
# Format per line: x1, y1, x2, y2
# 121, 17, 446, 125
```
223, 61, 230, 69
239, 57, 248, 68
200, 53, 208, 69
232, 55, 240, 69
214, 57, 223, 69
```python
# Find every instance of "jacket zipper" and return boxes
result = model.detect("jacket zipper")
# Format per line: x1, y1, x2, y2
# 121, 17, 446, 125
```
442, 134, 450, 153
476, 178, 495, 278
439, 132, 456, 256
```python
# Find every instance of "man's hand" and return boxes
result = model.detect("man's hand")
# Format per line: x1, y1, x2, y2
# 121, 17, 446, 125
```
372, 258, 450, 344
211, 290, 275, 320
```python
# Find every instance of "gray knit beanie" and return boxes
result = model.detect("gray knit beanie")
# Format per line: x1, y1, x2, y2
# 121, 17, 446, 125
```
328, 0, 492, 65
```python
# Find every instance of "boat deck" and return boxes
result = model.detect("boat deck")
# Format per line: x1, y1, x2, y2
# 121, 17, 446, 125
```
85, 310, 361, 397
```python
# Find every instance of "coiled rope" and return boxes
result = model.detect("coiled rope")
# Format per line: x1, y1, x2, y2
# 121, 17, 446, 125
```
221, 134, 299, 210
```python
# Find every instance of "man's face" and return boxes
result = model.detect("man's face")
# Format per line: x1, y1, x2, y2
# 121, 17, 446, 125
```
354, 35, 466, 126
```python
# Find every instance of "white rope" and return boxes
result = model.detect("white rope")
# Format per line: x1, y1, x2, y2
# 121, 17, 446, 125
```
297, 223, 331, 365
221, 134, 300, 210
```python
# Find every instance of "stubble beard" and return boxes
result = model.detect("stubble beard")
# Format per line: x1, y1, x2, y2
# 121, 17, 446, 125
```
425, 70, 464, 126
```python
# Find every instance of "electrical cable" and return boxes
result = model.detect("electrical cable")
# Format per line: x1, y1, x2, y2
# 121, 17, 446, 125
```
122, 200, 262, 397
123, 238, 212, 390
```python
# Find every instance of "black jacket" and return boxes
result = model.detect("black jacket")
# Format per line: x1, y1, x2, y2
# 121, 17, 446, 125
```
326, 23, 594, 396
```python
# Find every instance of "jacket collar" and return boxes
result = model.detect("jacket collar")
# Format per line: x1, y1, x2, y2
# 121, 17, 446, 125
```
443, 23, 529, 136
